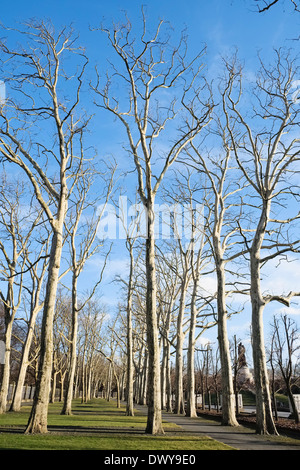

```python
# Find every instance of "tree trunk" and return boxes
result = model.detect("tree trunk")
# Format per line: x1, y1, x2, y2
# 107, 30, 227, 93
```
174, 281, 187, 415
25, 227, 64, 434
10, 305, 40, 412
186, 273, 198, 418
214, 250, 239, 426
161, 336, 167, 410
286, 385, 300, 424
250, 203, 278, 435
61, 272, 78, 415
126, 244, 134, 416
50, 369, 57, 403
0, 317, 13, 413
140, 351, 148, 406
145, 202, 164, 435
165, 337, 173, 412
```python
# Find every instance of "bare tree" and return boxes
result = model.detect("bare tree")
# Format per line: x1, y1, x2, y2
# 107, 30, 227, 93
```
184, 113, 248, 425
224, 50, 300, 434
9, 226, 51, 412
78, 299, 108, 403
0, 176, 43, 413
156, 248, 180, 412
117, 197, 144, 417
92, 10, 213, 434
270, 314, 300, 423
61, 162, 115, 416
0, 21, 89, 433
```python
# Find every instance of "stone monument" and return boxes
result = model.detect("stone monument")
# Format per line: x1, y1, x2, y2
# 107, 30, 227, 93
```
236, 342, 254, 388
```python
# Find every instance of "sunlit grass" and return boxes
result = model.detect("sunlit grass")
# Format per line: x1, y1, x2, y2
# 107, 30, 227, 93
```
0, 398, 234, 450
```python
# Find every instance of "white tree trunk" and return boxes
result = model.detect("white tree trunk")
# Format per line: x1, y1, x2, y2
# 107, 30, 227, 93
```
145, 202, 164, 435
250, 203, 278, 435
25, 226, 64, 434
0, 317, 13, 413
186, 272, 199, 418
61, 272, 78, 415
10, 297, 42, 412
174, 280, 187, 415
126, 245, 134, 416
215, 249, 239, 426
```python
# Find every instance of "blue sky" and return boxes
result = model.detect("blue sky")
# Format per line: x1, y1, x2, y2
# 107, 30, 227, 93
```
1, 0, 299, 60
1, 1, 300, 361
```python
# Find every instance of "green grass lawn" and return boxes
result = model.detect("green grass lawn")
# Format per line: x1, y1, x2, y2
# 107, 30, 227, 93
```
0, 399, 233, 450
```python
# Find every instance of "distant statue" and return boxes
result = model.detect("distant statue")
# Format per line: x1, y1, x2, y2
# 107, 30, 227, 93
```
236, 342, 254, 389
238, 342, 247, 367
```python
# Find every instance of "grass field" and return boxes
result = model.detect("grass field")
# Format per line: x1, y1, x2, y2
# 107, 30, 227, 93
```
0, 399, 233, 450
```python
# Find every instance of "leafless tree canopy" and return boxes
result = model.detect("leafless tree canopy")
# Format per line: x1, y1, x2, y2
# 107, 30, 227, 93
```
0, 11, 299, 439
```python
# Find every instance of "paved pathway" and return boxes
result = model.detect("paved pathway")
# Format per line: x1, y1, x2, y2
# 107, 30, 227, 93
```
133, 403, 300, 451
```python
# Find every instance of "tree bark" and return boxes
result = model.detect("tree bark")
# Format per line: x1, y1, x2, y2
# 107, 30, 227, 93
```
126, 243, 134, 416
61, 271, 78, 415
0, 314, 13, 413
25, 226, 65, 434
186, 271, 199, 418
250, 202, 278, 435
174, 279, 188, 415
145, 202, 164, 435
216, 261, 239, 426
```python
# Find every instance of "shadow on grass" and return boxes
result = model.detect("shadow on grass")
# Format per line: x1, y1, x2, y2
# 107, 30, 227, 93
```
0, 424, 185, 439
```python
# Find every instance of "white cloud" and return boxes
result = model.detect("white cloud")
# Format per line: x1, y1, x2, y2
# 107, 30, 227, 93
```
274, 306, 300, 317
261, 257, 300, 296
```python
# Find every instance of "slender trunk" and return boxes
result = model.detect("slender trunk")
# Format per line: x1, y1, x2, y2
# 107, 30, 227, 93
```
114, 367, 120, 409
61, 271, 78, 415
87, 362, 92, 401
106, 362, 112, 402
60, 374, 65, 401
25, 227, 64, 434
161, 300, 172, 412
215, 253, 239, 426
161, 336, 167, 410
287, 385, 300, 424
186, 275, 198, 418
174, 281, 187, 415
0, 317, 13, 413
50, 369, 57, 403
165, 344, 172, 412
250, 201, 278, 435
140, 351, 148, 405
126, 244, 134, 416
145, 201, 163, 434
10, 305, 40, 412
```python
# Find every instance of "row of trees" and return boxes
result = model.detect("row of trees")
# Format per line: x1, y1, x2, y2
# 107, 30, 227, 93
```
0, 11, 299, 436
2, 292, 298, 418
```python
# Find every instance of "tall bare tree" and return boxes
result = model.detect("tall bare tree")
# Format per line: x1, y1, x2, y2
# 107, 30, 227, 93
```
184, 113, 248, 425
93, 10, 213, 434
0, 21, 89, 433
9, 226, 51, 412
270, 314, 300, 423
61, 162, 115, 415
224, 50, 300, 434
0, 176, 43, 413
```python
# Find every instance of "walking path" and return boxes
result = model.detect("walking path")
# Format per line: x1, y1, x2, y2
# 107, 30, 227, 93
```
133, 403, 300, 451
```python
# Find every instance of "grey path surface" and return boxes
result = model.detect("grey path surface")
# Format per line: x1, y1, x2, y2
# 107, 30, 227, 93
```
133, 403, 300, 451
